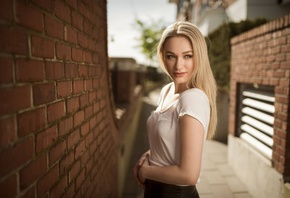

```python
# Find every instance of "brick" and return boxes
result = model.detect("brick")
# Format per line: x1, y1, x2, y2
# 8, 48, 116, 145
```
80, 93, 88, 108
45, 61, 65, 80
73, 79, 84, 94
62, 183, 74, 198
80, 147, 89, 167
89, 91, 97, 103
74, 110, 84, 127
49, 140, 66, 165
45, 15, 63, 39
77, 1, 88, 18
83, 20, 93, 36
33, 83, 55, 105
36, 125, 57, 153
68, 128, 80, 149
76, 169, 85, 190
21, 186, 35, 198
69, 160, 80, 182
82, 174, 90, 196
47, 101, 65, 123
18, 107, 46, 137
0, 86, 31, 116
58, 117, 73, 136
80, 122, 89, 137
16, 59, 45, 82
72, 11, 83, 31
0, 26, 28, 55
85, 154, 93, 173
65, 63, 78, 78
57, 81, 72, 98
0, 0, 13, 21
79, 65, 88, 77
60, 150, 74, 175
0, 57, 13, 84
85, 106, 93, 119
276, 54, 285, 61
0, 136, 34, 177
20, 153, 47, 190
31, 0, 53, 12
55, 1, 70, 23
85, 79, 92, 91
77, 32, 87, 48
66, 0, 77, 10
84, 51, 92, 64
50, 176, 67, 197
88, 38, 96, 51
31, 35, 55, 58
15, 0, 43, 32
0, 116, 16, 149
37, 164, 58, 197
56, 43, 71, 61
0, 174, 17, 198
64, 26, 77, 44
67, 97, 79, 113
72, 47, 83, 62
75, 139, 85, 157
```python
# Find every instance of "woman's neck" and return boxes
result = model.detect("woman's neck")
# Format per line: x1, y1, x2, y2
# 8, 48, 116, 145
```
174, 82, 188, 94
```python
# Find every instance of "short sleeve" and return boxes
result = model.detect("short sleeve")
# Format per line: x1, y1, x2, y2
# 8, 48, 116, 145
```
177, 89, 210, 133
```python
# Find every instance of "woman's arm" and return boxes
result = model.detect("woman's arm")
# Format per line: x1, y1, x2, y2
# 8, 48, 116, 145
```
139, 115, 204, 186
133, 149, 151, 186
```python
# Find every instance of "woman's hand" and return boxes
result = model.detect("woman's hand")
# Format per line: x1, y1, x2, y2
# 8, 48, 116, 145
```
138, 154, 150, 184
133, 150, 150, 187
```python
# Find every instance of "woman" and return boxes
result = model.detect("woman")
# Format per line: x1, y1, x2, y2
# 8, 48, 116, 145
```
134, 21, 217, 197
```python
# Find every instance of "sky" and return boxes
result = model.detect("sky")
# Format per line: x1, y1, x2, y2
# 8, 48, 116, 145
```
107, 0, 176, 65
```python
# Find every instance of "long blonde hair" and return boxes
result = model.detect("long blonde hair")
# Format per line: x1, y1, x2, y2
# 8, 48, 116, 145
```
157, 21, 217, 139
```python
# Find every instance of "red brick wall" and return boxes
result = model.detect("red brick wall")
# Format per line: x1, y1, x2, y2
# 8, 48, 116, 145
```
0, 0, 119, 197
229, 14, 290, 179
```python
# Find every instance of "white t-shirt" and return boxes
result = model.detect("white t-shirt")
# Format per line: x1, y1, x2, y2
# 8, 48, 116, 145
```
147, 82, 210, 167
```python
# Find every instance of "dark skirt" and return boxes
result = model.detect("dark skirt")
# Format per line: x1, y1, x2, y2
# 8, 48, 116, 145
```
144, 179, 199, 198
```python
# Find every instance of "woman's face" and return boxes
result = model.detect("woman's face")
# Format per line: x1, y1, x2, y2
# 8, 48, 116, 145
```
163, 36, 195, 93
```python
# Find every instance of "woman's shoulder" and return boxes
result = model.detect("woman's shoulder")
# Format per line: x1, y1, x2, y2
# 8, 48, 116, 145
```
160, 82, 174, 95
180, 88, 208, 100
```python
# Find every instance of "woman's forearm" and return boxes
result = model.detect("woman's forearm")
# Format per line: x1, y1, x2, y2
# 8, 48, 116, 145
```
140, 164, 200, 186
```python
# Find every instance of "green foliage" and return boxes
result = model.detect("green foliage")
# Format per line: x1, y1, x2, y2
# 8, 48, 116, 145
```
206, 18, 268, 90
133, 18, 166, 64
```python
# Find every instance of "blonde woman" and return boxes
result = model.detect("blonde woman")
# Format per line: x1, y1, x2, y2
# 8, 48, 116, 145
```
133, 21, 217, 198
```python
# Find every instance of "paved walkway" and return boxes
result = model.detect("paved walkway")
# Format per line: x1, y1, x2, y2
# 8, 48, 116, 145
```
122, 88, 253, 198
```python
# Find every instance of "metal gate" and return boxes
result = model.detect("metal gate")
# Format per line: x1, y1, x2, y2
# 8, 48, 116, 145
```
236, 83, 275, 159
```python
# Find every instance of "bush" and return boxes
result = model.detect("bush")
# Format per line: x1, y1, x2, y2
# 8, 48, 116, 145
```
206, 18, 268, 90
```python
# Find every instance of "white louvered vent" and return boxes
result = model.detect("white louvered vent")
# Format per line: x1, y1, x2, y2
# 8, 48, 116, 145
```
239, 90, 275, 159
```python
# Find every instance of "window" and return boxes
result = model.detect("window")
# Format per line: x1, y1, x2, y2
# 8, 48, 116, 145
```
236, 83, 275, 159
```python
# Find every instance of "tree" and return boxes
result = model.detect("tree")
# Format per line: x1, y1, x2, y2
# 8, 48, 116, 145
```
133, 18, 166, 66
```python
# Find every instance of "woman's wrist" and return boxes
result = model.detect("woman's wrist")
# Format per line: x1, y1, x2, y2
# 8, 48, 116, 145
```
139, 164, 149, 182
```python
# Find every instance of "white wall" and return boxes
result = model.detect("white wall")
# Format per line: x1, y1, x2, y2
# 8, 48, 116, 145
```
226, 0, 247, 22
227, 0, 290, 23
196, 8, 228, 36
228, 135, 284, 198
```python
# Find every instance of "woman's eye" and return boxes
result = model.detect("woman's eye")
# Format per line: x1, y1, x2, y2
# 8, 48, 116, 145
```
166, 55, 175, 59
184, 54, 193, 59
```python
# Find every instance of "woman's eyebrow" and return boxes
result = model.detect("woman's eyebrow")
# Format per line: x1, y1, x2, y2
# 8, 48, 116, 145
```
164, 50, 193, 54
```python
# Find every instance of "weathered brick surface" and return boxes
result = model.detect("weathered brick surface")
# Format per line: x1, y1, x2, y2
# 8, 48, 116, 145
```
0, 0, 118, 197
230, 14, 290, 179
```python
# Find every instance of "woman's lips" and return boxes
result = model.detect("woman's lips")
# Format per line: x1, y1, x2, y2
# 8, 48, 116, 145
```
173, 72, 186, 77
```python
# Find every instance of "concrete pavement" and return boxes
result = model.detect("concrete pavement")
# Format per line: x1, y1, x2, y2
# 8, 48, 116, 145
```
122, 88, 253, 198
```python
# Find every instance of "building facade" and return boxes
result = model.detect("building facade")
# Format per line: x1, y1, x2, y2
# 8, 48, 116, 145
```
170, 0, 290, 35
0, 0, 119, 197
229, 14, 290, 198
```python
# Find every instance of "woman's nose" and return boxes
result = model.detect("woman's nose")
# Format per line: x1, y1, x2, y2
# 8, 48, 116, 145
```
175, 57, 184, 70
